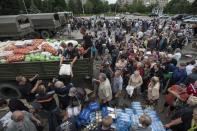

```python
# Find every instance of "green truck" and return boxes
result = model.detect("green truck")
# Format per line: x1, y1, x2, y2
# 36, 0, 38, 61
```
26, 13, 62, 39
0, 59, 93, 99
58, 12, 73, 26
0, 15, 33, 40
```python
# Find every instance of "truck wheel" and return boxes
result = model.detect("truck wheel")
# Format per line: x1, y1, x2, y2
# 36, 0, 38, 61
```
0, 83, 21, 99
33, 32, 41, 39
40, 30, 51, 39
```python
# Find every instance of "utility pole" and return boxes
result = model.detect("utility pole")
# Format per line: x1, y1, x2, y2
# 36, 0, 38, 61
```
22, 0, 28, 14
115, 1, 118, 15
81, 0, 85, 14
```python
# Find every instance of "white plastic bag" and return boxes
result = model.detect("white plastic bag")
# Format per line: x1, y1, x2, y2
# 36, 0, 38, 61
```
67, 106, 81, 118
126, 85, 135, 97
59, 64, 73, 76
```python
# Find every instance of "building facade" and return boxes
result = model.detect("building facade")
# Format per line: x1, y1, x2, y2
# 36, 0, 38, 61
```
117, 0, 133, 6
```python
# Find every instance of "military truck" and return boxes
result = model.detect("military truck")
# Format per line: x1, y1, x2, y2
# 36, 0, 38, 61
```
26, 13, 62, 39
0, 59, 93, 99
0, 15, 33, 40
58, 12, 73, 26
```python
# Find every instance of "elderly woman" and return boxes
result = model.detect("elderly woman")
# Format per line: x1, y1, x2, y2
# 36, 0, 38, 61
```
147, 77, 160, 105
126, 70, 143, 97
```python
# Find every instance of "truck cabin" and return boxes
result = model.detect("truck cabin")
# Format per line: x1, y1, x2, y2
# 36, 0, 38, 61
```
25, 13, 61, 38
58, 12, 73, 26
57, 12, 68, 26
0, 15, 33, 38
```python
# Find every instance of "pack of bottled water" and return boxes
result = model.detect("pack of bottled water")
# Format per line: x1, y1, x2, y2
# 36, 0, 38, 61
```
103, 102, 166, 131
131, 101, 143, 115
144, 108, 166, 131
89, 112, 96, 123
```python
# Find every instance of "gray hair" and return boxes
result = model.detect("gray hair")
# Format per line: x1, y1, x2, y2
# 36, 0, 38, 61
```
141, 114, 152, 127
99, 73, 107, 81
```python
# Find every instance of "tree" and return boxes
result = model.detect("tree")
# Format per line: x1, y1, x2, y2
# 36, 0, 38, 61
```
102, 1, 110, 13
68, 0, 82, 14
29, 0, 41, 14
191, 0, 197, 14
164, 0, 191, 14
84, 0, 94, 14
0, 0, 21, 15
75, 0, 83, 14
126, 0, 147, 13
52, 0, 68, 12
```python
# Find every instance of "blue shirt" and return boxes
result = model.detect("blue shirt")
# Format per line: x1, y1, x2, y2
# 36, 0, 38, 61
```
172, 68, 187, 84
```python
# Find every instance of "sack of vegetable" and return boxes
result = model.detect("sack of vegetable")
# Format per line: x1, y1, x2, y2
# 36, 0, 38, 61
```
13, 48, 31, 55
4, 44, 17, 51
41, 43, 58, 55
6, 54, 25, 63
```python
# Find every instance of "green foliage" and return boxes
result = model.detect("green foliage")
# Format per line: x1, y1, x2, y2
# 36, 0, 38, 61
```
0, 0, 21, 15
0, 0, 68, 15
191, 0, 197, 14
68, 0, 82, 14
1, 0, 196, 15
164, 0, 196, 14
117, 0, 152, 13
83, 0, 109, 14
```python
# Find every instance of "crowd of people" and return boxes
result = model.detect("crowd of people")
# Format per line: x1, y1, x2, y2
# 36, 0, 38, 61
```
0, 15, 197, 131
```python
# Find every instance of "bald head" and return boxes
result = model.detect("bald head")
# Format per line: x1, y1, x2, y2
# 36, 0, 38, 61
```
54, 81, 64, 88
11, 111, 24, 122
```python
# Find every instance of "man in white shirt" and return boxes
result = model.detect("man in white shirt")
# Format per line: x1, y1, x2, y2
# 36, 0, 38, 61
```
186, 60, 196, 75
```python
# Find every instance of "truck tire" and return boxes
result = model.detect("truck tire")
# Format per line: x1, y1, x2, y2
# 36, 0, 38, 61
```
33, 32, 41, 39
40, 30, 51, 39
0, 83, 21, 99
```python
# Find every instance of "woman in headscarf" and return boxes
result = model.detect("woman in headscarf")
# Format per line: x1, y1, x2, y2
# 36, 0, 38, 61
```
147, 77, 160, 105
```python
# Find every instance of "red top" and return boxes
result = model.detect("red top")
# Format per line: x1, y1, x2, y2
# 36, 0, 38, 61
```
187, 83, 197, 96
137, 68, 144, 77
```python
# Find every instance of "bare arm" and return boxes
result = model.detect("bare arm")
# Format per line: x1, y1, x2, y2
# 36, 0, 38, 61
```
31, 80, 42, 93
164, 118, 182, 128
71, 56, 77, 67
60, 56, 64, 66
128, 76, 132, 85
31, 115, 41, 125
29, 74, 39, 82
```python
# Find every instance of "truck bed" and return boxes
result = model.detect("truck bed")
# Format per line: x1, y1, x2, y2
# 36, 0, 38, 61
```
0, 59, 93, 81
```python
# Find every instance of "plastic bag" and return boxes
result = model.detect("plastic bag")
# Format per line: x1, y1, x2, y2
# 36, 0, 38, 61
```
59, 64, 72, 76
126, 85, 135, 97
88, 102, 100, 111
78, 108, 91, 121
